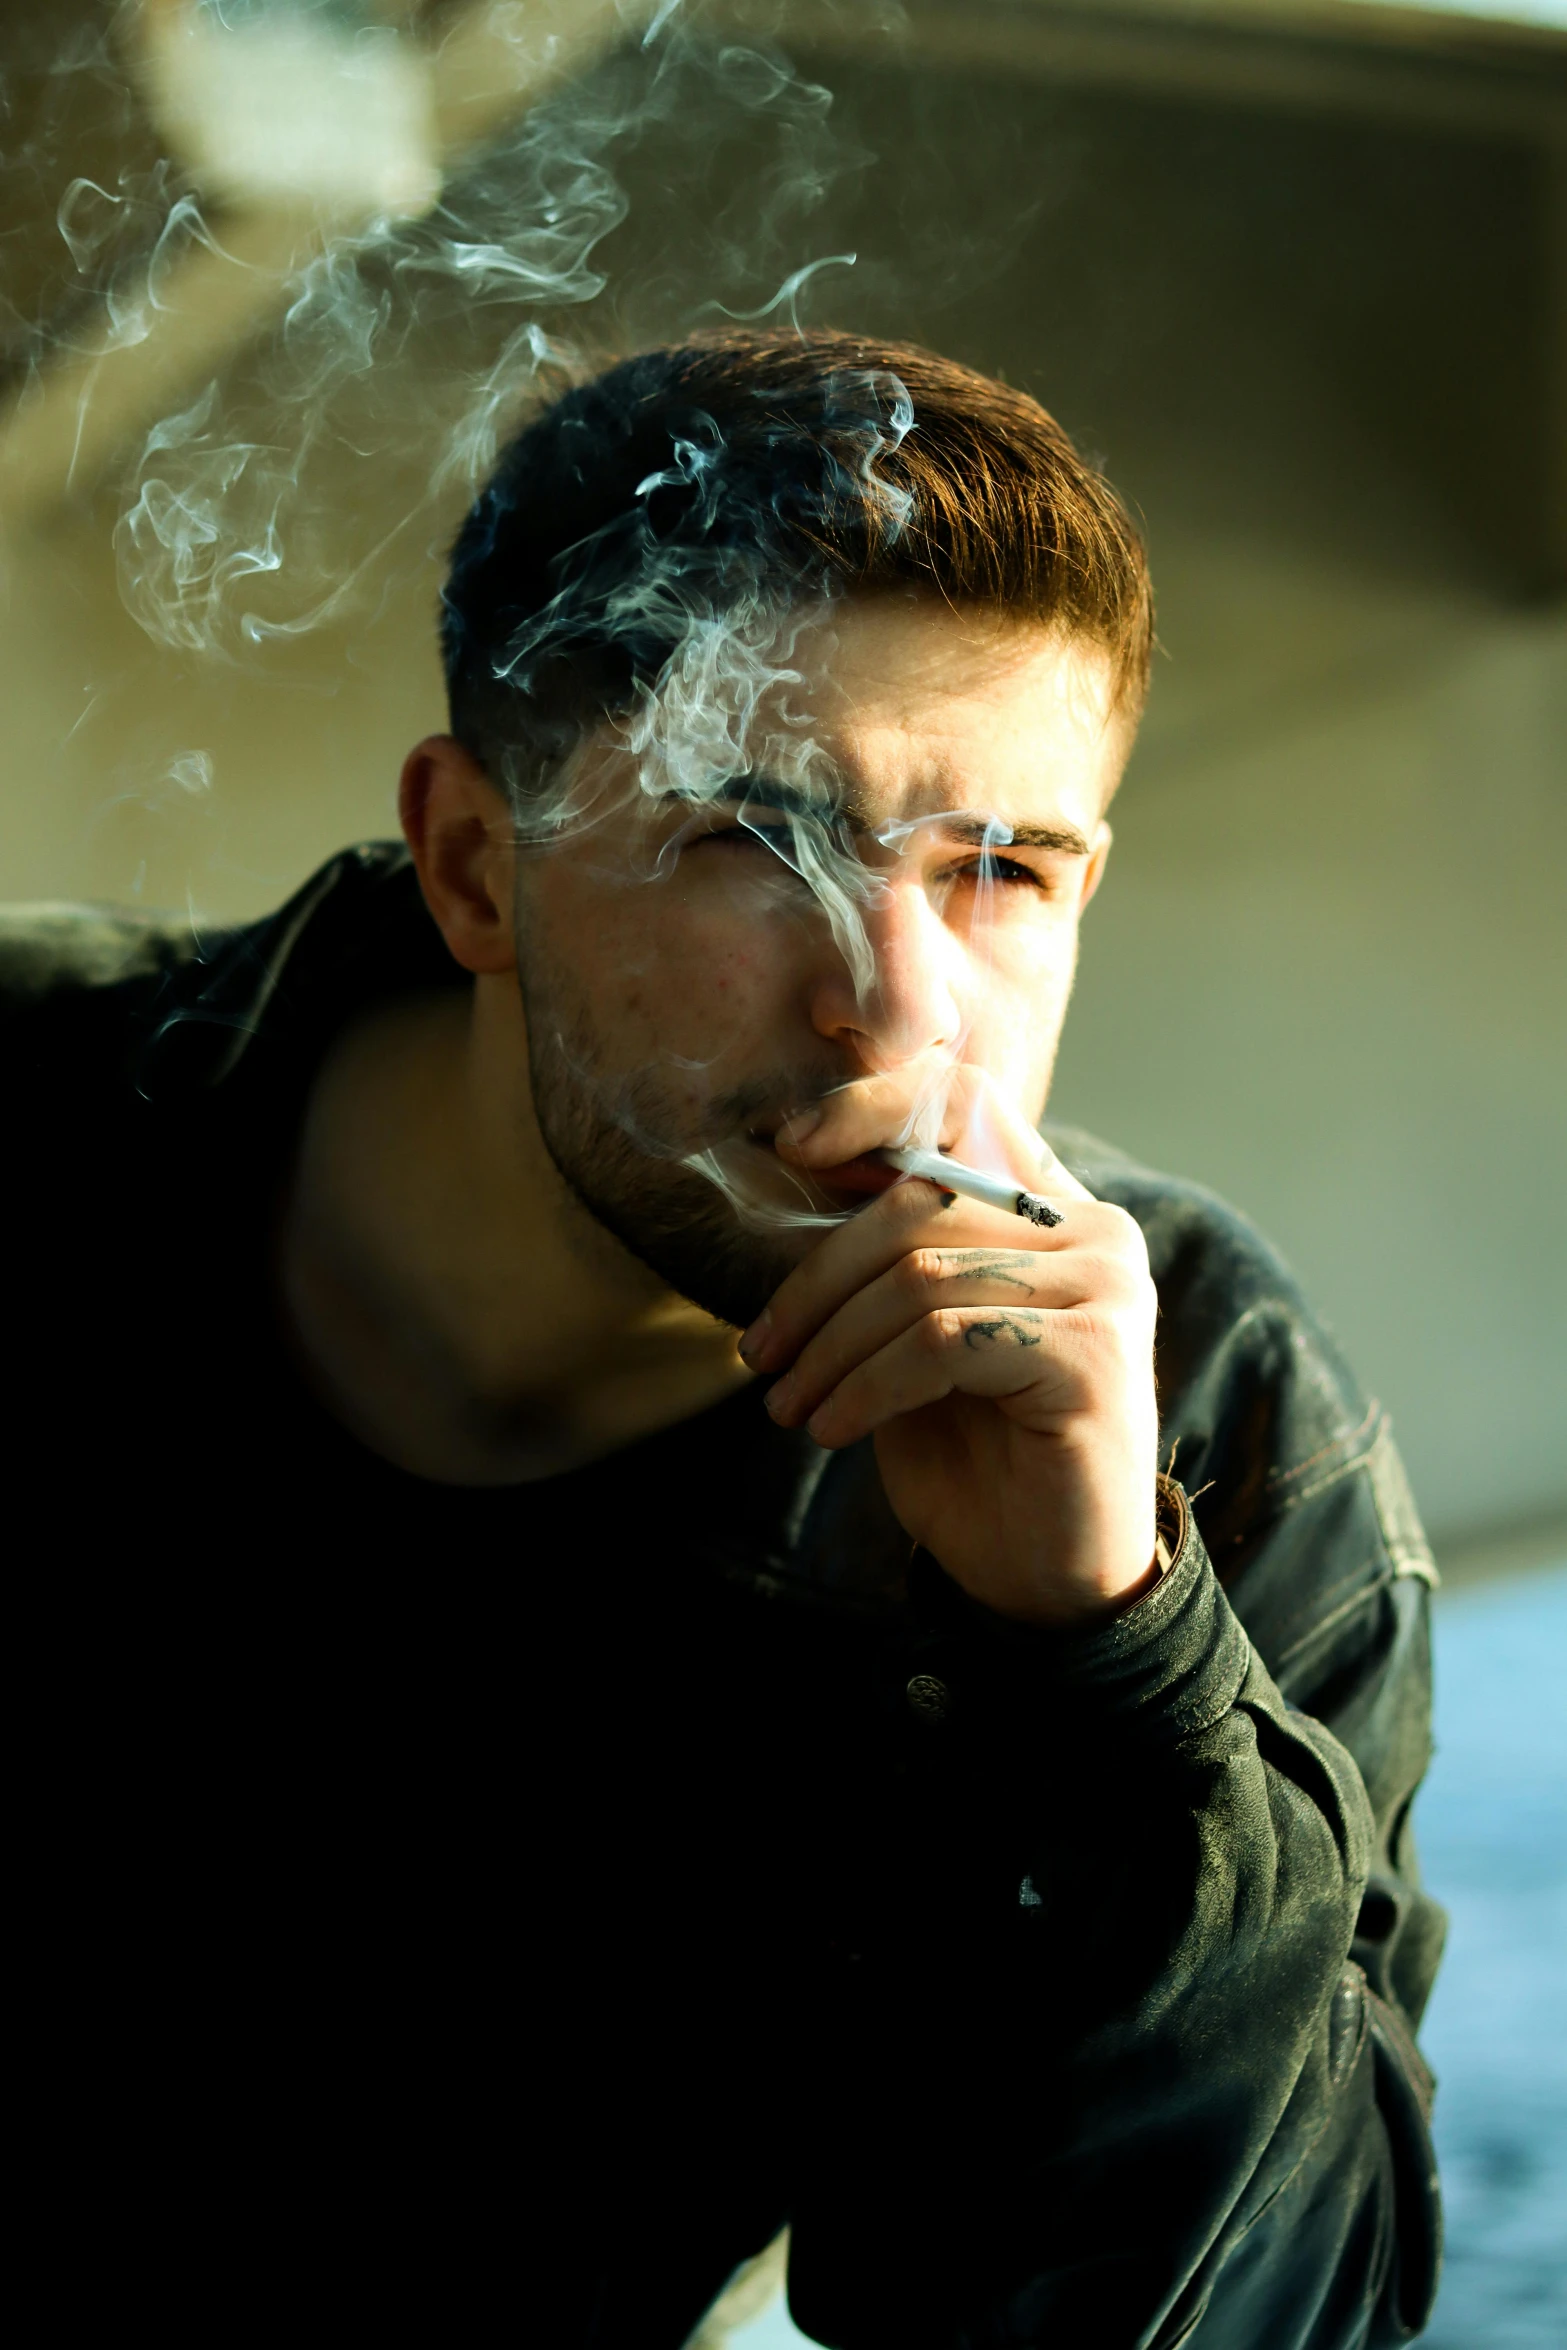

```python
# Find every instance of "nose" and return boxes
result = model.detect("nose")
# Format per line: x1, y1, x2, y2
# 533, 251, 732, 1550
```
807, 874, 963, 1071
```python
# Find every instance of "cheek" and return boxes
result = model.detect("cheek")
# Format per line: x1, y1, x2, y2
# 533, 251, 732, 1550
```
536, 866, 802, 1067
968, 906, 1078, 1002
962, 923, 1078, 1089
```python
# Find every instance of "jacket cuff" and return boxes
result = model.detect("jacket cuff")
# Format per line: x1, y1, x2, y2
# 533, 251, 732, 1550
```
902, 1481, 1252, 1750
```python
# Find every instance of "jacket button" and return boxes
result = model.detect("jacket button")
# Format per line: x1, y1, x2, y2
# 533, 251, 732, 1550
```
906, 1673, 951, 1722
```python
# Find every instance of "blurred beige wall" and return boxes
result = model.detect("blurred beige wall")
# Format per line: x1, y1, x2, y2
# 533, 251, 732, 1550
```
1055, 588, 1566, 1542
1, 15, 1563, 1549
0, 495, 441, 913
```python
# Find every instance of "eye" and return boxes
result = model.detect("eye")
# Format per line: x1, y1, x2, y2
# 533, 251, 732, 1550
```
965, 851, 1047, 890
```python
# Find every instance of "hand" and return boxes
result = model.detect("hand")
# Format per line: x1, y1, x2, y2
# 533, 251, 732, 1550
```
740, 1072, 1160, 1627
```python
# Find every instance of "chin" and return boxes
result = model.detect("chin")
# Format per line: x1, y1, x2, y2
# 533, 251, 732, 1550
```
524, 1011, 842, 1326
612, 1197, 807, 1333
552, 1134, 810, 1330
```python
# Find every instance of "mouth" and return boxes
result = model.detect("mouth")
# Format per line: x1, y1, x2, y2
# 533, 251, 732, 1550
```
799, 1151, 902, 1197
743, 1129, 903, 1204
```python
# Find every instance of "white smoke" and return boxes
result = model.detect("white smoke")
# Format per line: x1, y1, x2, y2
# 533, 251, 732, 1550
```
21, 1, 1013, 1233
86, 2, 865, 661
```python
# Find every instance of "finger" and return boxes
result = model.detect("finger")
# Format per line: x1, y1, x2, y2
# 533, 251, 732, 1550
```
1024, 1127, 1096, 1207
774, 1064, 946, 1165
766, 1244, 1098, 1428
777, 1061, 1096, 1207
745, 1184, 1133, 1376
744, 1176, 1071, 1372
803, 1305, 1085, 1449
943, 1068, 1097, 1206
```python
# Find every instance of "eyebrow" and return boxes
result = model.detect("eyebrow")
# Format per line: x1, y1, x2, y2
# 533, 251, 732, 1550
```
708, 778, 1092, 859
936, 813, 1094, 857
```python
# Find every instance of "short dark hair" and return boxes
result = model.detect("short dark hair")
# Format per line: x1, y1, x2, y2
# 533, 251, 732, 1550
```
441, 329, 1153, 801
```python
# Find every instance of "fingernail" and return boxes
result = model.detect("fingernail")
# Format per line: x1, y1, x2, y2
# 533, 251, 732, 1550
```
738, 1309, 772, 1367
765, 1373, 796, 1421
778, 1106, 823, 1149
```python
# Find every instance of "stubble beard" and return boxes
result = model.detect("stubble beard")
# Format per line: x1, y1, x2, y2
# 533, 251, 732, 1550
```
517, 959, 826, 1333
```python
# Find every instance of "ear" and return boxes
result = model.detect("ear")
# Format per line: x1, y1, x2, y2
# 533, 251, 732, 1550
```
399, 735, 517, 975
1079, 819, 1113, 912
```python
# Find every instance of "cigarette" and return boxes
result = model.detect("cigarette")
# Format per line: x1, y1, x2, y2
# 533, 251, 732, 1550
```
881, 1145, 1064, 1229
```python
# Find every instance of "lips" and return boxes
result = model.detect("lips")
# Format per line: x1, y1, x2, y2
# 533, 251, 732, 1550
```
792, 1151, 902, 1197
744, 1125, 916, 1202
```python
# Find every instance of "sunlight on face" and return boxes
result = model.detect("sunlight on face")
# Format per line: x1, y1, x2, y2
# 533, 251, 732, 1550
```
512, 595, 1125, 1241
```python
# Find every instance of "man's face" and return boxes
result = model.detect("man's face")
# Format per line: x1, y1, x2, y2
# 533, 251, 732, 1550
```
511, 594, 1126, 1328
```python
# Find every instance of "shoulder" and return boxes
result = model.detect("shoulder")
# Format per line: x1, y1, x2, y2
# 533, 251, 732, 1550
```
0, 843, 425, 1101
0, 900, 211, 1105
1043, 1122, 1434, 1653
1045, 1117, 1335, 1382
0, 901, 195, 1005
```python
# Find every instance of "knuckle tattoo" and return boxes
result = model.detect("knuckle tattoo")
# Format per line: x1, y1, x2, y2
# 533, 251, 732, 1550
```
953, 1251, 1038, 1296
961, 1312, 1044, 1351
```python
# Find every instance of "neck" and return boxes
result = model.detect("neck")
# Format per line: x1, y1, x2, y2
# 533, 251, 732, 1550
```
276, 976, 750, 1484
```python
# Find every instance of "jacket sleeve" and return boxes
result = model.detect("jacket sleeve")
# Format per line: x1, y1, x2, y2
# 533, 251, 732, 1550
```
1211, 1412, 1446, 2344
784, 1479, 1440, 2350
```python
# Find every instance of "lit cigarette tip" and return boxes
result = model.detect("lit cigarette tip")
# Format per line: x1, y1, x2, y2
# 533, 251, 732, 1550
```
881, 1146, 1064, 1229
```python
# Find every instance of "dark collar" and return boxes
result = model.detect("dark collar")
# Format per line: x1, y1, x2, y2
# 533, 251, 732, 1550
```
135, 842, 465, 1105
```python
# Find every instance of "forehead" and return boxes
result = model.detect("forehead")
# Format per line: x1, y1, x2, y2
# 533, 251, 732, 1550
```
806, 594, 1124, 828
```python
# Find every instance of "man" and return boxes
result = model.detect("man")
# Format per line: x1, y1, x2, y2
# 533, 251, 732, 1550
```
8, 332, 1442, 2344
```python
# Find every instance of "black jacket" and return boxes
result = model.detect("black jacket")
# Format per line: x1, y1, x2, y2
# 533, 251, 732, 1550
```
3, 845, 1443, 2346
